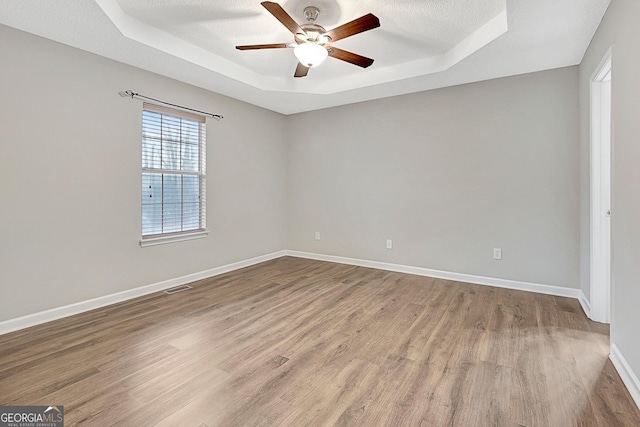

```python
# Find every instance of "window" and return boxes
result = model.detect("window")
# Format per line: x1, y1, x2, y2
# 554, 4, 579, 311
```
140, 103, 207, 246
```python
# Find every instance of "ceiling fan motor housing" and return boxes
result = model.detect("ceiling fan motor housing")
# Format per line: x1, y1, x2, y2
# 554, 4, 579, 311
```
296, 23, 329, 44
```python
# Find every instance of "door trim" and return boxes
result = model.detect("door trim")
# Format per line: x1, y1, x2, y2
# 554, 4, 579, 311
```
589, 47, 612, 324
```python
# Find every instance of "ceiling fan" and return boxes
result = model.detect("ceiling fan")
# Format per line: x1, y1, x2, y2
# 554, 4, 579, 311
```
236, 1, 380, 78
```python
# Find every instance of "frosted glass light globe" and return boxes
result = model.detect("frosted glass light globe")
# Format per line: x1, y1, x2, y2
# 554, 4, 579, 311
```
294, 43, 328, 67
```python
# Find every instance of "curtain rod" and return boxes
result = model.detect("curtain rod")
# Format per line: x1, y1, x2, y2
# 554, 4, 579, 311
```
118, 90, 223, 121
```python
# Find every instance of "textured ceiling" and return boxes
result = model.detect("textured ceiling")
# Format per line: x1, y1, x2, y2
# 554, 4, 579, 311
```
116, 0, 505, 75
0, 0, 610, 114
99, 0, 508, 93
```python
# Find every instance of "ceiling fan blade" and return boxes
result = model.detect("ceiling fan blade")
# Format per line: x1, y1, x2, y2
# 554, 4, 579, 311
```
327, 13, 380, 43
236, 43, 289, 50
261, 1, 304, 35
294, 63, 309, 78
328, 47, 374, 68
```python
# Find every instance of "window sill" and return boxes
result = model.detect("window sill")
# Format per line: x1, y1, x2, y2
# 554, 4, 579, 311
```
140, 230, 208, 247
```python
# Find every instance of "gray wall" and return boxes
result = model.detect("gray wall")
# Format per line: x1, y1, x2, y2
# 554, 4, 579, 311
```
287, 68, 580, 288
0, 26, 287, 322
580, 0, 640, 380
0, 24, 584, 326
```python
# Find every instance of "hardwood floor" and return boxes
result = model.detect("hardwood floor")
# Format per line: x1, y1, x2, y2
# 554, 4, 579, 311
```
1, 256, 639, 426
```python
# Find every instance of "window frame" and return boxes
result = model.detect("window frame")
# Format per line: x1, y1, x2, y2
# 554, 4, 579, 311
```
139, 103, 208, 247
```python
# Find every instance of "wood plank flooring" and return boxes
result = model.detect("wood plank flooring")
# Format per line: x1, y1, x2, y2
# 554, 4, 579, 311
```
1, 256, 639, 426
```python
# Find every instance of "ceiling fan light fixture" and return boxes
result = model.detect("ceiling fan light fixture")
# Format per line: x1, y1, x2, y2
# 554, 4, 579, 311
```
236, 2, 380, 77
294, 42, 328, 67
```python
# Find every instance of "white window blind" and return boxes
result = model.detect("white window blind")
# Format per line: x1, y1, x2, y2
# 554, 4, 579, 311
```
141, 103, 206, 239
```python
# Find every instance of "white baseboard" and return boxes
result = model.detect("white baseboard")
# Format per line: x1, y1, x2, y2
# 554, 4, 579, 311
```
610, 343, 640, 410
578, 290, 591, 318
0, 250, 287, 336
0, 249, 584, 336
284, 250, 582, 299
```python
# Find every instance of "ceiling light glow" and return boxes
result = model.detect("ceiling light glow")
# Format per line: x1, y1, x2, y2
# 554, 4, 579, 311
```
294, 43, 328, 67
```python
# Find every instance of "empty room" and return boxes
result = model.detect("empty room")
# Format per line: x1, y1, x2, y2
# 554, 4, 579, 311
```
1, 0, 640, 425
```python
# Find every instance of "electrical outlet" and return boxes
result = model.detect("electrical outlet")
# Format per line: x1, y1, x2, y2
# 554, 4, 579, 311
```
386, 239, 393, 249
493, 248, 502, 260
315, 231, 320, 241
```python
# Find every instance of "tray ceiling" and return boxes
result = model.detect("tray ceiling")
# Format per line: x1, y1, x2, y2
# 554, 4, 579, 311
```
0, 0, 610, 114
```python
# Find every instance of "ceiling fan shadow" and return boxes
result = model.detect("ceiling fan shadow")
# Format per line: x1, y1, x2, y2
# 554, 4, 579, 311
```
375, 28, 450, 57
126, 5, 263, 26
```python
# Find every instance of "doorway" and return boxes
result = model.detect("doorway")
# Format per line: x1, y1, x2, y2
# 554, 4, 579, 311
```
589, 48, 612, 324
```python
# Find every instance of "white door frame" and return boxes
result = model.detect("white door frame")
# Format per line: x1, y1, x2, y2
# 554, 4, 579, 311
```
589, 47, 612, 324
